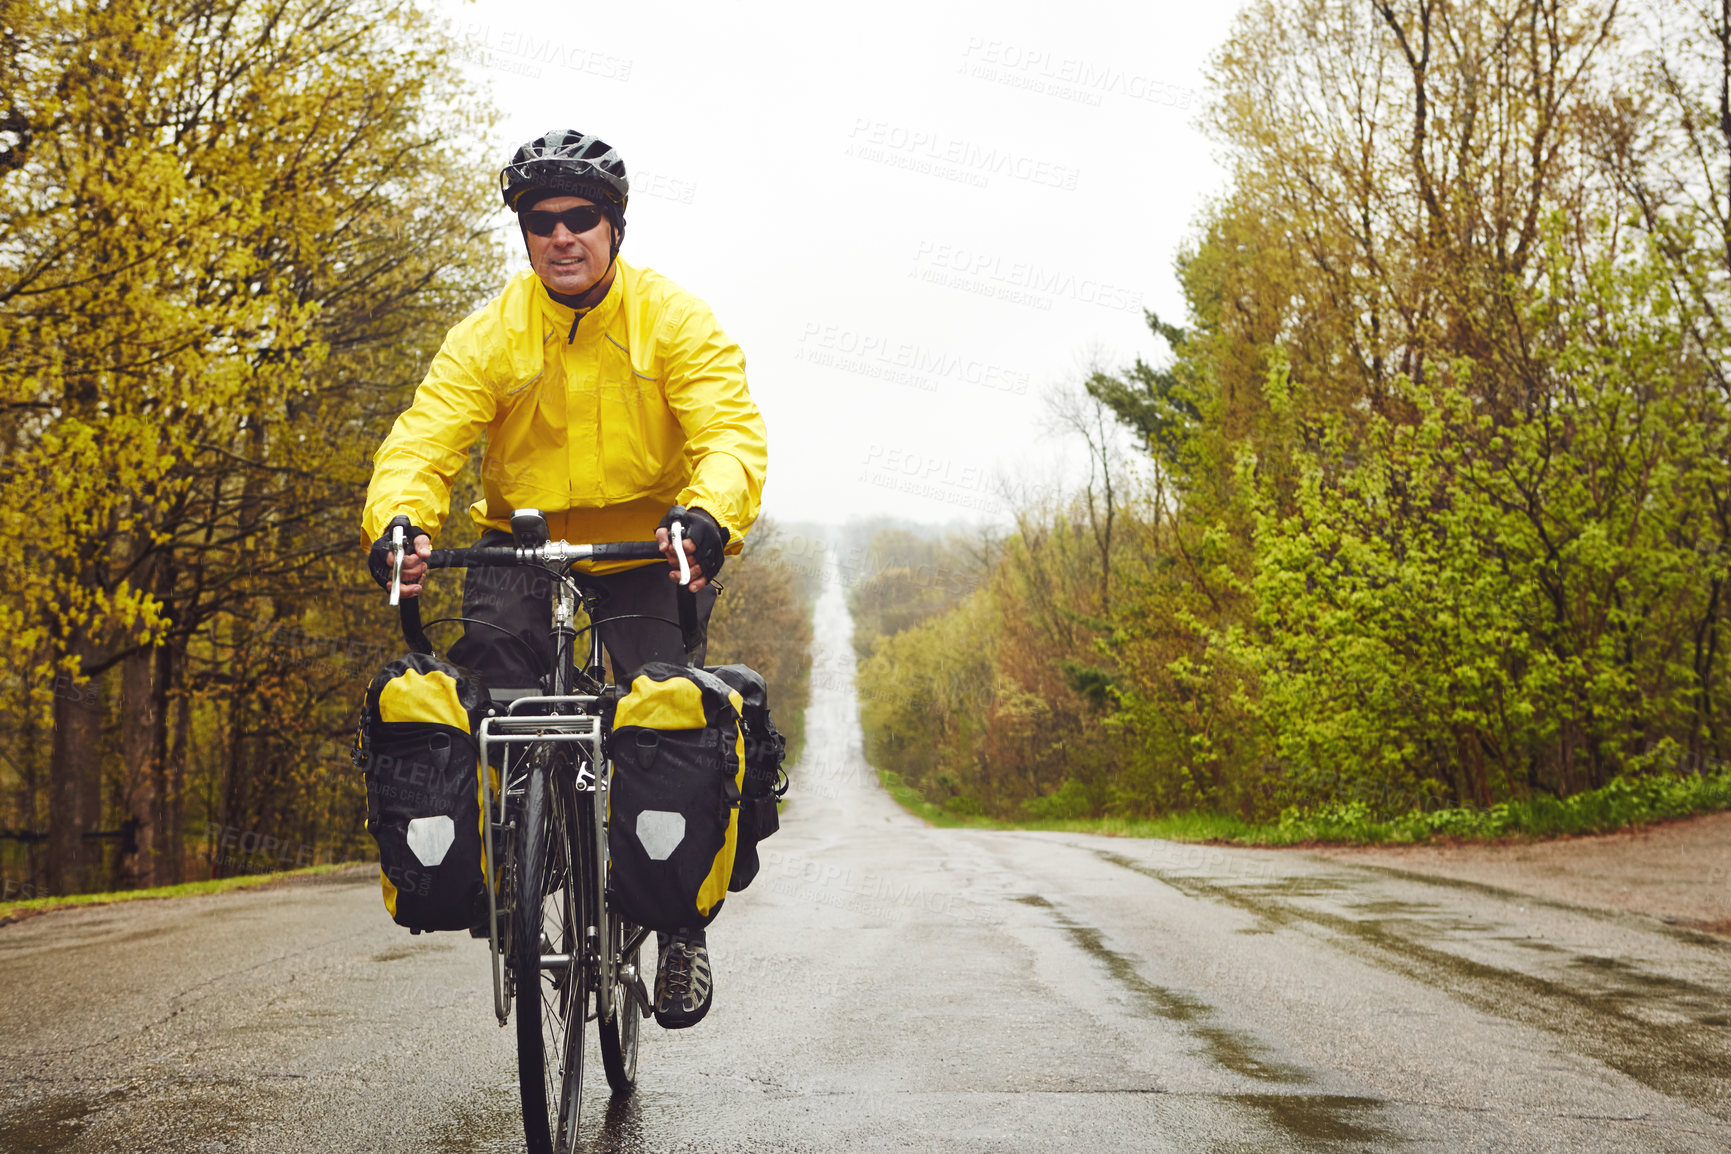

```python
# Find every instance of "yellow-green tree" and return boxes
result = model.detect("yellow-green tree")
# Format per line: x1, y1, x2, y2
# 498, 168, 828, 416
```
845, 528, 983, 662
0, 0, 498, 891
856, 0, 1731, 823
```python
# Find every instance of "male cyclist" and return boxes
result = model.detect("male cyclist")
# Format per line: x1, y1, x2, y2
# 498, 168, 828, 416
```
361, 129, 767, 1030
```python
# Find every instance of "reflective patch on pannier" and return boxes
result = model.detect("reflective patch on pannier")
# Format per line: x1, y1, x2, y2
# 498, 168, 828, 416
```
635, 810, 687, 860
354, 652, 492, 932
607, 662, 744, 931
407, 815, 456, 866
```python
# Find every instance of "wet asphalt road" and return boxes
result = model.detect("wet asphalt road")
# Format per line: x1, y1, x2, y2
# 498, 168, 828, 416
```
3, 557, 1730, 1153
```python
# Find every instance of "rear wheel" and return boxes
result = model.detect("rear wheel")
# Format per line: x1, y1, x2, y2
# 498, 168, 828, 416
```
514, 756, 588, 1154
598, 908, 644, 1092
573, 784, 642, 1093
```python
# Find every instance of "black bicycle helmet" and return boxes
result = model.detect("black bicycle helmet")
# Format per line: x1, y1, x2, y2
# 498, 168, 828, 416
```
499, 129, 629, 212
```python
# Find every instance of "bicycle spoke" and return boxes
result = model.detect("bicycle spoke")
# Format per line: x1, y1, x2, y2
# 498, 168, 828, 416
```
596, 774, 641, 1093
515, 754, 588, 1154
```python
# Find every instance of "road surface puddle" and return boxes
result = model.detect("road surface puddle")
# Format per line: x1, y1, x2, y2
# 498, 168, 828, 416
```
432, 1082, 654, 1154
1094, 847, 1731, 1115
0, 1093, 102, 1152
1014, 894, 1306, 1085
1226, 1093, 1389, 1150
1014, 893, 1402, 1150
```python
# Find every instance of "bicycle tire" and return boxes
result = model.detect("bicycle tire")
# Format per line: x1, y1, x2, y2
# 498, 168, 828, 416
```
592, 782, 643, 1092
597, 917, 643, 1091
514, 753, 588, 1154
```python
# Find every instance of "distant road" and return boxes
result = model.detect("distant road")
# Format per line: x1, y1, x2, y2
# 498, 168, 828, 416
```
1, 556, 1726, 1152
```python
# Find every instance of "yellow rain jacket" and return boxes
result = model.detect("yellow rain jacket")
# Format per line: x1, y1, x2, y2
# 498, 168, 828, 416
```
362, 259, 766, 570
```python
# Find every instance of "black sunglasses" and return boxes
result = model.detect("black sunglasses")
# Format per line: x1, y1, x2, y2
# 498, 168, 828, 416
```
522, 205, 607, 238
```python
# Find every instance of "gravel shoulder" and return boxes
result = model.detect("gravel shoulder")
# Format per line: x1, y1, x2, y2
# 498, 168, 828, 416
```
1311, 810, 1731, 933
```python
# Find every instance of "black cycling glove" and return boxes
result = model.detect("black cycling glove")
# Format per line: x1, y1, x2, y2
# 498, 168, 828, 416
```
368, 514, 429, 589
659, 505, 729, 580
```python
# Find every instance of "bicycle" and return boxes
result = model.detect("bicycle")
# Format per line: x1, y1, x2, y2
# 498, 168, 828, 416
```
388, 508, 702, 1154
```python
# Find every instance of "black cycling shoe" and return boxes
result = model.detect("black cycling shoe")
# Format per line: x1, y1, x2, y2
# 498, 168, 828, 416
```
653, 928, 713, 1029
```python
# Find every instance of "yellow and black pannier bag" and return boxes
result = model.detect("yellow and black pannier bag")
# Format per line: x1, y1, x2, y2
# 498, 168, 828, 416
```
704, 664, 789, 893
353, 652, 491, 932
608, 662, 745, 931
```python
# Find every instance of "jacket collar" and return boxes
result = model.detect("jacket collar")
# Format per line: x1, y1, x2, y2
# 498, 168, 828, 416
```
536, 259, 628, 343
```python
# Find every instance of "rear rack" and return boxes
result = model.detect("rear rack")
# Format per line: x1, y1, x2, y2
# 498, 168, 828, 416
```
479, 694, 606, 1023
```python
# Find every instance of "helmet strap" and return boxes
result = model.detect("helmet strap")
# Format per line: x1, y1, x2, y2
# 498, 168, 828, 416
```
606, 206, 625, 261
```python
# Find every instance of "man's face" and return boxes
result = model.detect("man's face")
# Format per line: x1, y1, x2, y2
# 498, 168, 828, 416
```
523, 194, 614, 297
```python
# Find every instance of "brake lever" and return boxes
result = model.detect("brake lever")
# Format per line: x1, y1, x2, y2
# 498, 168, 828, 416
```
670, 520, 692, 587
389, 524, 405, 606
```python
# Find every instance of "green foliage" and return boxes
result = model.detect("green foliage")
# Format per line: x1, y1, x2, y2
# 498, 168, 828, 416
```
1056, 660, 1116, 712
1229, 240, 1731, 810
1084, 311, 1199, 470
874, 771, 997, 829
857, 588, 998, 803
942, 794, 986, 817
0, 0, 502, 893
844, 528, 982, 662
1276, 770, 1731, 844
852, 0, 1731, 837
874, 772, 1731, 846
1022, 778, 1094, 821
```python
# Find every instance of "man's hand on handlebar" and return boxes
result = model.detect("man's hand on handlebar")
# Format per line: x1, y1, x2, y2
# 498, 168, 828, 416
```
656, 505, 728, 593
393, 534, 432, 597
656, 525, 709, 593
368, 516, 432, 599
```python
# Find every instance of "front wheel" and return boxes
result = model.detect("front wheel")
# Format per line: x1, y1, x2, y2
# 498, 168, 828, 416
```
514, 757, 587, 1154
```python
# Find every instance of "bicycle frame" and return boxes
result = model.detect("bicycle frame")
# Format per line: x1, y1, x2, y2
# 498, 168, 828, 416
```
477, 571, 635, 1026
384, 518, 672, 1149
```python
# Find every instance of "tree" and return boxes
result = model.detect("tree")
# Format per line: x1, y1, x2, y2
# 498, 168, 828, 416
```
854, 0, 1731, 824
0, 0, 499, 891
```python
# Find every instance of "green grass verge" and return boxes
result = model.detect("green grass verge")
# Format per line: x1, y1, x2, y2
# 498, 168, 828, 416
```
876, 771, 1007, 829
1270, 770, 1731, 844
872, 769, 1731, 845
1018, 812, 1277, 842
0, 861, 368, 924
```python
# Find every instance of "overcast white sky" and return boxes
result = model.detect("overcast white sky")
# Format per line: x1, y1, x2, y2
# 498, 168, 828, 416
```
427, 0, 1243, 527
